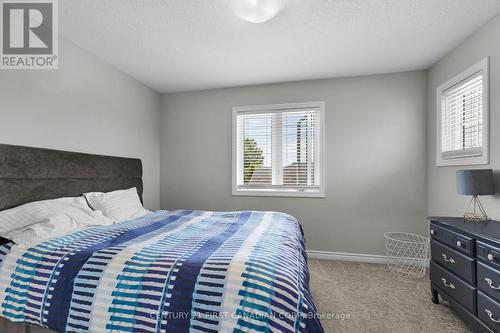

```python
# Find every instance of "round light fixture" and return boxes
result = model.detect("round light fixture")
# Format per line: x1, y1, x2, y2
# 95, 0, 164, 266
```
231, 0, 287, 23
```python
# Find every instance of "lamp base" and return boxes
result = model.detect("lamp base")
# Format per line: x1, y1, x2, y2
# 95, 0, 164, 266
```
464, 213, 489, 222
464, 196, 489, 223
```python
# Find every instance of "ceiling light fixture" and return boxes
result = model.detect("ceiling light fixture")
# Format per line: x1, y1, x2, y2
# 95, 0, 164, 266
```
231, 0, 287, 23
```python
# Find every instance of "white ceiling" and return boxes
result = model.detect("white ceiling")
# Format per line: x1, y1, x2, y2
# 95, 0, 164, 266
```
60, 0, 500, 93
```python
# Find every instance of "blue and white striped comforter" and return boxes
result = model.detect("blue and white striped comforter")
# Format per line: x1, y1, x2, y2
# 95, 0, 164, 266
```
0, 210, 324, 333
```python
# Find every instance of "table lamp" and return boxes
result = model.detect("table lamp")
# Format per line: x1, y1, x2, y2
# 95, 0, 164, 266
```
457, 169, 495, 222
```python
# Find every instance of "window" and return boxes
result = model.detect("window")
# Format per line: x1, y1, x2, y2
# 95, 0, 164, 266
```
232, 102, 325, 197
437, 58, 489, 166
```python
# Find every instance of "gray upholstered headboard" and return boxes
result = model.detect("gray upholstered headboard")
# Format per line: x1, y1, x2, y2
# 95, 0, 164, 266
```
0, 144, 143, 211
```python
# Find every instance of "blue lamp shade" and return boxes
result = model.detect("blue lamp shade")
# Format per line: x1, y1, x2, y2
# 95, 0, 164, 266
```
456, 169, 495, 196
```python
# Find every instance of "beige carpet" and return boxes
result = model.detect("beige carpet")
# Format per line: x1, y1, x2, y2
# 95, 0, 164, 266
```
308, 259, 472, 333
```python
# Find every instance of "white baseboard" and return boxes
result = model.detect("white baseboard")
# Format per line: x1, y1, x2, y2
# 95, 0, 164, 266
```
307, 250, 431, 267
307, 250, 392, 264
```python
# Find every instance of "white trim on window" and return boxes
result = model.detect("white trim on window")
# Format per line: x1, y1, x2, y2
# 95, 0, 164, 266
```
232, 101, 326, 197
436, 57, 489, 167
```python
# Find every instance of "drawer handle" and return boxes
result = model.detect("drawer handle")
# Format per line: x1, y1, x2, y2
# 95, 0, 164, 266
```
488, 253, 496, 261
456, 240, 462, 248
485, 278, 500, 290
441, 278, 455, 289
485, 309, 500, 323
430, 229, 435, 235
441, 254, 455, 264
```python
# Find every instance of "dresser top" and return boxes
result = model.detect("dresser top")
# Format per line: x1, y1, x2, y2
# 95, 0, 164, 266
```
428, 216, 500, 244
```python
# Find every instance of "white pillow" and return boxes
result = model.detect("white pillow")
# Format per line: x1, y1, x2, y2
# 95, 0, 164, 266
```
0, 196, 113, 237
84, 187, 150, 222
5, 211, 111, 248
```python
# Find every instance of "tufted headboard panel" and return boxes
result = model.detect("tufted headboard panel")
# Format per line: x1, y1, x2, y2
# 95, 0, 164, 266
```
0, 144, 143, 211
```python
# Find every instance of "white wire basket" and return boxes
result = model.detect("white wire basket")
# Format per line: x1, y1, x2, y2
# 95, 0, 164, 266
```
384, 232, 430, 279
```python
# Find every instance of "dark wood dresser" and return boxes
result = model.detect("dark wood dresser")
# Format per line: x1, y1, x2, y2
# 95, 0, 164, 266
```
429, 217, 500, 333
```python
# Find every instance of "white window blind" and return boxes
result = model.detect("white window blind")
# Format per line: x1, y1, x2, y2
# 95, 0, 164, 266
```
441, 73, 483, 159
233, 102, 325, 197
437, 58, 489, 166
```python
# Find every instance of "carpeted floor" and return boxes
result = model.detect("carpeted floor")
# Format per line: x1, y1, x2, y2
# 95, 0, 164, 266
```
308, 259, 472, 333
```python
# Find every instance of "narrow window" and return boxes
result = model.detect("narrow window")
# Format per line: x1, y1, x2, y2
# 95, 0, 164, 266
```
437, 58, 489, 166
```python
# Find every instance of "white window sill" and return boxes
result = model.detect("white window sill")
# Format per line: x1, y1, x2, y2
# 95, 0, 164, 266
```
232, 189, 325, 198
436, 155, 488, 167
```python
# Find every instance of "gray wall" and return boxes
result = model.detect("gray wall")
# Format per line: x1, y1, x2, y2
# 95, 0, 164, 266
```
161, 71, 428, 255
428, 13, 500, 219
0, 37, 161, 209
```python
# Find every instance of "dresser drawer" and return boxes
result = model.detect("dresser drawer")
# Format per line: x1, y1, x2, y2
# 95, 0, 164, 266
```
478, 262, 500, 303
478, 291, 500, 331
477, 241, 500, 270
431, 239, 475, 284
430, 261, 475, 313
430, 223, 473, 256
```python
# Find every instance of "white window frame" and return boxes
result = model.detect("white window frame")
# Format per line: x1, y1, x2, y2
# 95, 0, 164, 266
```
232, 101, 326, 198
436, 57, 489, 167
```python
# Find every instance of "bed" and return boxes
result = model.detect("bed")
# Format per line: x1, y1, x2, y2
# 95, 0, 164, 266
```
0, 144, 324, 333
